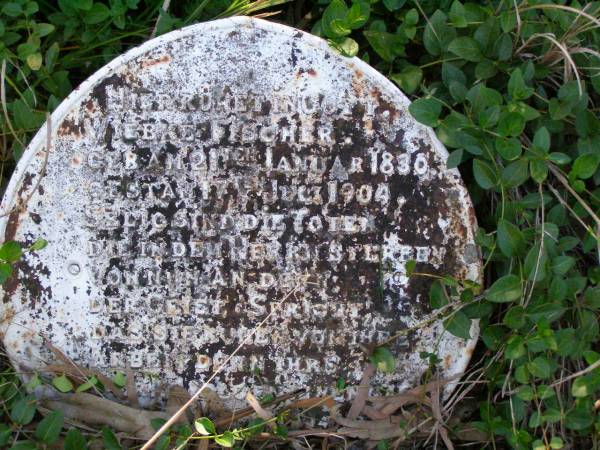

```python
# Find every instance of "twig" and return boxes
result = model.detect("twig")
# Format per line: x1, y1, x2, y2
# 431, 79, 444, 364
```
550, 358, 600, 388
549, 164, 600, 228
547, 183, 598, 239
0, 59, 24, 149
150, 0, 171, 39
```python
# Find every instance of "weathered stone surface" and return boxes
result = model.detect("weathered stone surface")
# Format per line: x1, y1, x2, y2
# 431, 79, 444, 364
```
0, 17, 481, 408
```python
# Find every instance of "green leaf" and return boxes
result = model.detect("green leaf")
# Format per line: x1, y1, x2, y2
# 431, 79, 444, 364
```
113, 371, 126, 388
102, 427, 121, 450
0, 262, 13, 284
516, 385, 534, 401
408, 98, 441, 127
496, 138, 521, 160
330, 37, 359, 57
65, 428, 87, 450
154, 435, 170, 450
501, 159, 528, 188
215, 430, 235, 447
482, 325, 505, 350
565, 407, 593, 430
35, 410, 64, 444
533, 127, 550, 152
524, 242, 548, 282
571, 153, 599, 179
497, 112, 525, 137
442, 62, 466, 87
443, 310, 472, 339
329, 19, 351, 36
505, 335, 526, 359
390, 65, 422, 94
472, 159, 497, 189
497, 219, 525, 257
429, 279, 448, 308
527, 302, 565, 324
485, 274, 522, 303
503, 305, 525, 330
0, 241, 22, 262
75, 0, 93, 10
52, 374, 74, 393
382, 0, 406, 11
548, 152, 571, 165
500, 10, 516, 32
75, 375, 98, 393
245, 419, 266, 437
463, 300, 492, 318
370, 346, 395, 373
448, 36, 483, 62
275, 424, 288, 438
552, 256, 575, 276
495, 33, 513, 61
423, 11, 455, 56
528, 356, 555, 379
529, 160, 548, 183
346, 1, 369, 28
446, 149, 463, 169
194, 417, 216, 436
9, 441, 37, 450
449, 1, 467, 27
34, 23, 56, 37
10, 395, 37, 425
2, 3, 22, 17
508, 69, 533, 100
83, 3, 112, 24
364, 30, 405, 62
322, 0, 349, 39
29, 239, 48, 251
0, 424, 11, 447
405, 259, 416, 276
571, 376, 595, 398
26, 53, 42, 71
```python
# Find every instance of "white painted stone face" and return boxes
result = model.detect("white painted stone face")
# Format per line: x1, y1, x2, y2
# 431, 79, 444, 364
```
0, 17, 481, 408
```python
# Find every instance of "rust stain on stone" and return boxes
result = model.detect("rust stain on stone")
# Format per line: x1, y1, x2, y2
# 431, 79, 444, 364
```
58, 119, 82, 138
140, 54, 172, 69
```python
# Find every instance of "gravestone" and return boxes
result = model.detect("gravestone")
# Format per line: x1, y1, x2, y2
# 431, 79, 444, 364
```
0, 17, 481, 407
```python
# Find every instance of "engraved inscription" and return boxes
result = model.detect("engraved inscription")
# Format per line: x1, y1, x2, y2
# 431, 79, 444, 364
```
0, 19, 480, 408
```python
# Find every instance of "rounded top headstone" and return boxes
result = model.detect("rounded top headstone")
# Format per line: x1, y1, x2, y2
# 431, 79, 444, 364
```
0, 17, 481, 408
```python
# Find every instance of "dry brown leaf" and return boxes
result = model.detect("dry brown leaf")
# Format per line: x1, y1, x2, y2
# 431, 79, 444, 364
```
286, 396, 335, 412
246, 392, 274, 421
347, 363, 375, 420
214, 390, 303, 427
126, 364, 139, 408
333, 415, 398, 431
378, 393, 431, 416
166, 385, 192, 423
430, 376, 454, 450
199, 387, 230, 417
452, 424, 489, 442
362, 405, 388, 420
41, 392, 168, 439
336, 425, 403, 440
369, 375, 460, 405
196, 440, 210, 450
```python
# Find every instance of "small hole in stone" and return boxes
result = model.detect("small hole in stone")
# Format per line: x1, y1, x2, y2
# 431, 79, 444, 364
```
68, 263, 81, 275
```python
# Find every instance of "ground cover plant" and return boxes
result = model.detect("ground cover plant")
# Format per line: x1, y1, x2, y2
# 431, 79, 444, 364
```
0, 0, 600, 448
